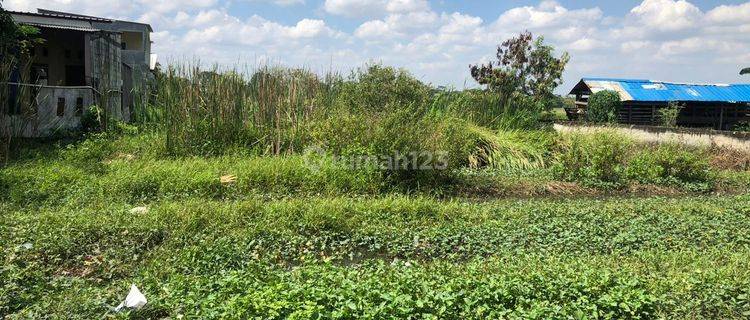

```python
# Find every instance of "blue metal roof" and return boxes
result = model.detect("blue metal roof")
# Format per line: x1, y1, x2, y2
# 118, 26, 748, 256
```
575, 78, 750, 103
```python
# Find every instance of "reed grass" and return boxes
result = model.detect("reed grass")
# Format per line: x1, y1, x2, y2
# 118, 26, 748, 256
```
466, 124, 550, 171
148, 62, 549, 158
152, 64, 336, 156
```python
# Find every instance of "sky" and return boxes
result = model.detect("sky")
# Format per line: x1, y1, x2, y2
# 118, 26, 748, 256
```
5, 0, 750, 92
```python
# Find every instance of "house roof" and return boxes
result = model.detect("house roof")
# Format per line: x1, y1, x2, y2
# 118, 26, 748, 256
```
9, 11, 102, 32
8, 9, 154, 33
570, 78, 750, 103
35, 9, 113, 22
37, 9, 153, 32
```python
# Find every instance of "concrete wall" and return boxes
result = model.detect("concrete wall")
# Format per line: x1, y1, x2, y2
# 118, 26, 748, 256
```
92, 20, 153, 120
88, 32, 123, 120
2, 86, 94, 137
93, 20, 151, 67
121, 31, 143, 51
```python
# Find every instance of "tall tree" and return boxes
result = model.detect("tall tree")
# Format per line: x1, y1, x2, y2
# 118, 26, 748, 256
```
470, 31, 569, 105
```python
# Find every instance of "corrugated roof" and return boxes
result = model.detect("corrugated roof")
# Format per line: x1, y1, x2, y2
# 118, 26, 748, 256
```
572, 78, 750, 103
35, 9, 113, 22
10, 9, 154, 33
10, 12, 100, 32
36, 9, 153, 32
8, 10, 111, 22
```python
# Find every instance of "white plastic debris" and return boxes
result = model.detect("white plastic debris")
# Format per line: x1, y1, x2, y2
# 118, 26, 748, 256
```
114, 284, 147, 311
129, 206, 149, 215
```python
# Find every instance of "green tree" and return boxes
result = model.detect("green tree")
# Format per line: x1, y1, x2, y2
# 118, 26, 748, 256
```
1, 3, 42, 57
586, 90, 620, 123
470, 31, 569, 107
741, 67, 750, 75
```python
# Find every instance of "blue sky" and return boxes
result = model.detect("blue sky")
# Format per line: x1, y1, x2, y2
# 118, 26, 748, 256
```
6, 0, 750, 92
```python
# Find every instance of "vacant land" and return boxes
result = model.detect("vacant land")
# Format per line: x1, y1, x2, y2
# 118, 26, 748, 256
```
2, 58, 750, 319
2, 130, 750, 319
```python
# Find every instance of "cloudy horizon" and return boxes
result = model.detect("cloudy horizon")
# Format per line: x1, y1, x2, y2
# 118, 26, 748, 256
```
6, 0, 750, 92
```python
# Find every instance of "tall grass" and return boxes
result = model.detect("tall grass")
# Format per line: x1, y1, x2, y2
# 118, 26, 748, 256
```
1, 54, 36, 164
0, 57, 12, 163
67, 61, 567, 189
148, 62, 551, 158
153, 64, 334, 155
465, 124, 550, 171
428, 90, 546, 130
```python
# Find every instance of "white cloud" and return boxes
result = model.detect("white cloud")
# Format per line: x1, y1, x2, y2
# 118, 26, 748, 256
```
323, 0, 429, 17
495, 0, 603, 29
355, 20, 393, 39
269, 0, 305, 6
147, 0, 218, 14
567, 38, 606, 52
354, 10, 439, 40
385, 0, 429, 13
286, 19, 333, 38
628, 0, 701, 31
174, 11, 191, 25
705, 2, 750, 25
324, 0, 386, 17
620, 41, 651, 53
385, 11, 438, 32
6, 0, 750, 89
182, 13, 339, 46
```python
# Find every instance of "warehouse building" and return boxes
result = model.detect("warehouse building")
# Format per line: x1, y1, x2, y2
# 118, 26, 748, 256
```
568, 78, 750, 130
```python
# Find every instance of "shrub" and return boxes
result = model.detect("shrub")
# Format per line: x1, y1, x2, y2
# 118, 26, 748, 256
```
309, 106, 552, 186
627, 143, 713, 190
310, 106, 465, 187
79, 105, 103, 132
659, 101, 683, 127
337, 64, 430, 112
733, 122, 750, 132
552, 131, 632, 188
586, 90, 620, 123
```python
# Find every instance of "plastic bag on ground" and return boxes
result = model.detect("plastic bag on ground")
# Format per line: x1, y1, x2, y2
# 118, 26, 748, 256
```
114, 284, 147, 312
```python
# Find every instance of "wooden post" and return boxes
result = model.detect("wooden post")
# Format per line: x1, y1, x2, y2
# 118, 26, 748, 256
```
651, 105, 655, 125
628, 105, 632, 123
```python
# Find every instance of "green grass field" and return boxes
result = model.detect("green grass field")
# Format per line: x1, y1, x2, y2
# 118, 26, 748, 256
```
2, 132, 750, 319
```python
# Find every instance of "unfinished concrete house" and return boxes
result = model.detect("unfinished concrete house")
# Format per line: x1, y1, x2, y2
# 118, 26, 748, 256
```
2, 9, 155, 137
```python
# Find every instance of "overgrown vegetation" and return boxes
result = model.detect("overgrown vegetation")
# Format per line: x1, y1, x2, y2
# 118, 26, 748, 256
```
659, 101, 684, 127
2, 29, 750, 318
586, 90, 620, 123
0, 4, 43, 163
552, 131, 718, 190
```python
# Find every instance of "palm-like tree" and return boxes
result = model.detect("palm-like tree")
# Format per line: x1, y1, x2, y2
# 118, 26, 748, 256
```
742, 67, 750, 75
